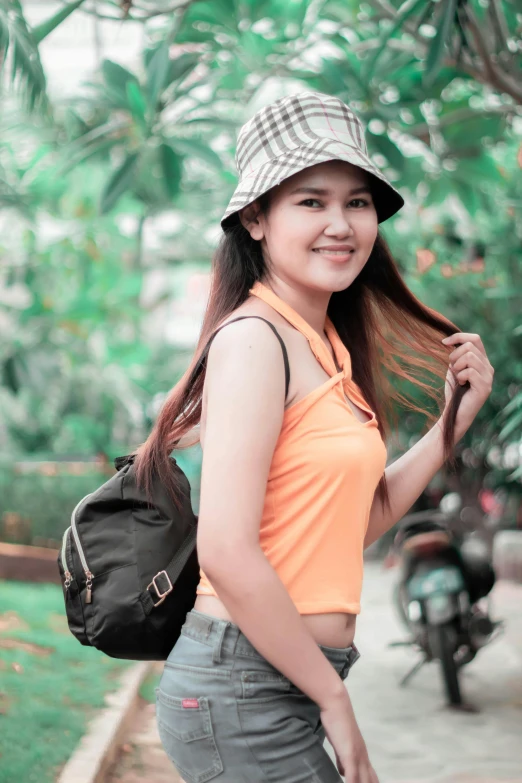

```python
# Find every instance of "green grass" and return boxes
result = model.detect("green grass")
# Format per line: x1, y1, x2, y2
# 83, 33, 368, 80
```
0, 580, 131, 783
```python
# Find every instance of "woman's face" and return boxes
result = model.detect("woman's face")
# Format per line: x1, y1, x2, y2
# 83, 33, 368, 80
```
239, 160, 378, 294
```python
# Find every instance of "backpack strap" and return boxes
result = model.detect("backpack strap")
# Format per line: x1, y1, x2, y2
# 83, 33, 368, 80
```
194, 315, 290, 402
141, 525, 197, 614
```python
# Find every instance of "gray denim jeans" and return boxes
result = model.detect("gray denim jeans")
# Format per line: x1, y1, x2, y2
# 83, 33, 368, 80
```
155, 608, 361, 783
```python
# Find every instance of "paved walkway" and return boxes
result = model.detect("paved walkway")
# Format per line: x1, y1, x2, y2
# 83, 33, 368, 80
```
349, 565, 522, 783
106, 566, 522, 782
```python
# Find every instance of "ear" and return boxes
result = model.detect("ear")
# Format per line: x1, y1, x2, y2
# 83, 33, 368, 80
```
238, 201, 264, 241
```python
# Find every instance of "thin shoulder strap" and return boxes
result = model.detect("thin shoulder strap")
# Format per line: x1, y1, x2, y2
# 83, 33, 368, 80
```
195, 315, 290, 402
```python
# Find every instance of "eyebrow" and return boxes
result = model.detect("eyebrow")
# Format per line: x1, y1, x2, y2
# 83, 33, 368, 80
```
289, 186, 372, 197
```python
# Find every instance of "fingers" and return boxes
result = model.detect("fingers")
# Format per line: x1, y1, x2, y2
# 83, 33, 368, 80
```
454, 366, 493, 393
359, 760, 374, 783
442, 332, 485, 353
343, 753, 378, 782
343, 761, 357, 782
449, 352, 494, 391
446, 340, 489, 366
451, 349, 488, 376
370, 766, 380, 783
342, 757, 369, 782
442, 333, 494, 393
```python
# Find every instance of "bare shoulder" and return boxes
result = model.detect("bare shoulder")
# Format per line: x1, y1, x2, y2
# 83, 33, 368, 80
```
203, 296, 291, 396
205, 311, 286, 388
199, 296, 295, 448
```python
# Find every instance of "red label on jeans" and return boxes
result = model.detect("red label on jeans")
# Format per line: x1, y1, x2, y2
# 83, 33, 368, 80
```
182, 698, 200, 709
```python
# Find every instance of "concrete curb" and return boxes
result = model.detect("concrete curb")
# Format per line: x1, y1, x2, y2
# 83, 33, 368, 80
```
57, 660, 153, 783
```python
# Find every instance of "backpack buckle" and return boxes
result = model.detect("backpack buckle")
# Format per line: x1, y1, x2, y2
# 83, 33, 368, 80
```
147, 570, 173, 607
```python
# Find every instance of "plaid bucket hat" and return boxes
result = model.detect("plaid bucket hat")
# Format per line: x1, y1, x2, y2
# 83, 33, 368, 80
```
220, 91, 405, 231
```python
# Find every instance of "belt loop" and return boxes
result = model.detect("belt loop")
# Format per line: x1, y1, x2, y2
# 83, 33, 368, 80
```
340, 645, 360, 679
212, 619, 229, 664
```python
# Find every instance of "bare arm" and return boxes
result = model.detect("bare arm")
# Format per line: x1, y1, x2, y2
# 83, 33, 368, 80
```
364, 417, 446, 549
197, 319, 346, 709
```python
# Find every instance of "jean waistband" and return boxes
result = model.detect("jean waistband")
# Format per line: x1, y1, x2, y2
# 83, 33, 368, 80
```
180, 609, 360, 680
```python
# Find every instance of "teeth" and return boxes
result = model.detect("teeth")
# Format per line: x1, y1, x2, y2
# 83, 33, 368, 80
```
314, 249, 353, 255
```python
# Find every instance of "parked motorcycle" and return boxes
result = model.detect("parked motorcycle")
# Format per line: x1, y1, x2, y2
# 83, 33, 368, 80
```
390, 508, 503, 707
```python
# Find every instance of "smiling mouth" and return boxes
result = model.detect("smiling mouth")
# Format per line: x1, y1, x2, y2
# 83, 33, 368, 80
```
312, 249, 355, 256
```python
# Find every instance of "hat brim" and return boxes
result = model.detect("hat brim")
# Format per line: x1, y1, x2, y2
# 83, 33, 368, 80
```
220, 139, 405, 230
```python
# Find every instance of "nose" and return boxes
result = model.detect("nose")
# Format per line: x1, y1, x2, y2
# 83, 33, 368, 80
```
323, 206, 355, 237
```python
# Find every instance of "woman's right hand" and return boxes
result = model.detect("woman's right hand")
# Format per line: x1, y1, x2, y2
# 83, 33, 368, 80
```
319, 691, 379, 782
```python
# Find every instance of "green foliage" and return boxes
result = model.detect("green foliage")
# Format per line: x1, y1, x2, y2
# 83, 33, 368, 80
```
159, 143, 183, 199
100, 151, 140, 214
0, 580, 129, 783
0, 463, 113, 544
0, 0, 521, 544
72, 44, 223, 217
0, 0, 47, 112
424, 0, 460, 86
32, 0, 87, 45
0, 0, 88, 112
146, 41, 173, 111
0, 445, 201, 546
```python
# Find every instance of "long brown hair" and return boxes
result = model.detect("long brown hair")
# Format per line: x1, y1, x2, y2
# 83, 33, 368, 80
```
134, 190, 466, 512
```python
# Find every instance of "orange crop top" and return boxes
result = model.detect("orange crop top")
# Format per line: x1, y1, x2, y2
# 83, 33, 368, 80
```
196, 280, 388, 615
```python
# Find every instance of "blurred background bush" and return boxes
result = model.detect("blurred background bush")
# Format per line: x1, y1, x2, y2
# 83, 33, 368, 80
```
1, 0, 521, 548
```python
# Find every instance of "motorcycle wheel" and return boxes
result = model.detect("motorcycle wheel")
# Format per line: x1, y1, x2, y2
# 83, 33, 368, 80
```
394, 581, 410, 630
428, 623, 462, 705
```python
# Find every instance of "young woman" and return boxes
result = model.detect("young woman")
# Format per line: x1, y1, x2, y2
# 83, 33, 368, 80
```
135, 93, 494, 783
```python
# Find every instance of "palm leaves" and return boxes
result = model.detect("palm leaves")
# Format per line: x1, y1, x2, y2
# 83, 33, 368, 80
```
0, 0, 47, 111
0, 0, 87, 111
68, 39, 228, 215
365, 0, 522, 102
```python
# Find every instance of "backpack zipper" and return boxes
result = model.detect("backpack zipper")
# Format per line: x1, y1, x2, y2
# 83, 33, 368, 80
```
61, 526, 73, 589
70, 493, 95, 603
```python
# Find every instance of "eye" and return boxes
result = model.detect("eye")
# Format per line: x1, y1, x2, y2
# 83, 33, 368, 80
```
298, 198, 370, 208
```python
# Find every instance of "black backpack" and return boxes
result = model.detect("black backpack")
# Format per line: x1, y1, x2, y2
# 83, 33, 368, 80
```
57, 315, 290, 660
